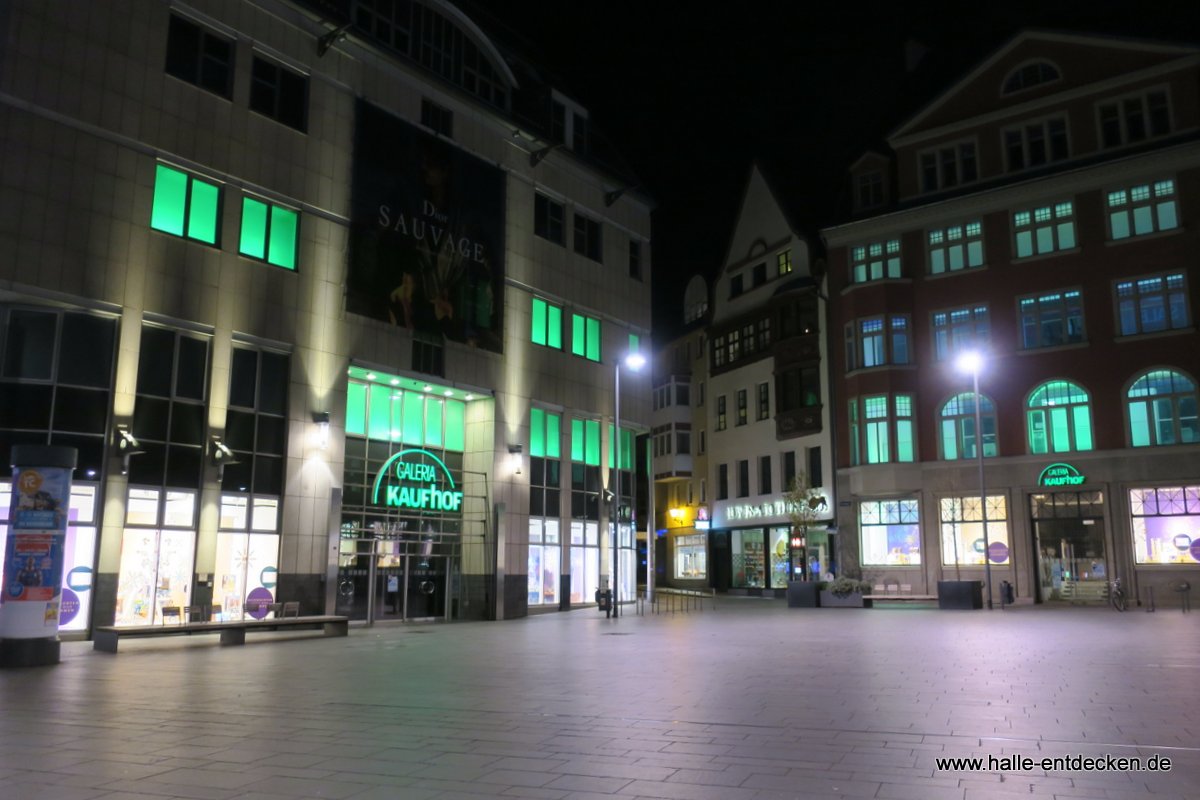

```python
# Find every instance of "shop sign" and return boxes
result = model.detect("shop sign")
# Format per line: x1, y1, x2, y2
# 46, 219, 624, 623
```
1038, 462, 1086, 487
371, 449, 463, 512
726, 499, 802, 521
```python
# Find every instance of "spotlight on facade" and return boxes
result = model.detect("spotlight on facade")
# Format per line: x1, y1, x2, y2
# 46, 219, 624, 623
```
312, 411, 331, 449
316, 23, 350, 57
508, 443, 523, 475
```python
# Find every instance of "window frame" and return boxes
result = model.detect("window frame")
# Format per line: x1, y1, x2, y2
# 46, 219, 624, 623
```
1126, 369, 1199, 447
1114, 272, 1190, 337
850, 238, 902, 284
1026, 380, 1093, 454
918, 140, 978, 193
151, 164, 222, 246
855, 394, 915, 464
1018, 289, 1085, 350
845, 315, 910, 371
932, 305, 989, 362
1097, 87, 1171, 149
1012, 200, 1076, 259
534, 193, 564, 245
939, 392, 998, 461
238, 195, 299, 270
927, 220, 984, 274
1003, 115, 1069, 173
531, 297, 563, 349
1106, 178, 1180, 241
570, 313, 601, 362
573, 212, 602, 262
164, 13, 234, 99
249, 54, 309, 133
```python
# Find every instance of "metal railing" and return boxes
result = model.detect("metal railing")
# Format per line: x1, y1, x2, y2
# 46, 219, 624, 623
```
640, 587, 716, 614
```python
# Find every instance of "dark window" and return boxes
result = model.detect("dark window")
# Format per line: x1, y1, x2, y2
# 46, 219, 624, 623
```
2, 309, 56, 380
133, 326, 211, 489
165, 14, 233, 99
730, 275, 744, 298
757, 382, 769, 420
229, 348, 258, 409
413, 337, 444, 376
573, 214, 602, 262
136, 327, 176, 397
752, 262, 767, 287
783, 451, 797, 489
420, 98, 453, 137
534, 194, 564, 244
176, 336, 208, 401
759, 455, 772, 495
737, 460, 750, 497
572, 112, 588, 153
59, 313, 116, 388
718, 463, 729, 500
629, 240, 642, 280
716, 395, 727, 431
250, 56, 308, 132
808, 446, 823, 488
779, 367, 820, 411
736, 389, 747, 426
222, 346, 289, 495
551, 101, 566, 142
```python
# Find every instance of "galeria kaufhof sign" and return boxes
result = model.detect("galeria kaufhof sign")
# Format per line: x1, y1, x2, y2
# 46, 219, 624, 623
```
371, 449, 464, 513
347, 100, 506, 353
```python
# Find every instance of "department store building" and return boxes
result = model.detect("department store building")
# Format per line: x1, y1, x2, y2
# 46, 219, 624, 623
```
0, 0, 651, 633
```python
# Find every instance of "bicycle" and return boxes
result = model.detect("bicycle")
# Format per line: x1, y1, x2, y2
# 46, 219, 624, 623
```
1110, 577, 1128, 612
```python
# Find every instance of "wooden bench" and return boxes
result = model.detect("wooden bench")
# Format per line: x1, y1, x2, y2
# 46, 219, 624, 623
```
93, 615, 350, 653
864, 583, 937, 603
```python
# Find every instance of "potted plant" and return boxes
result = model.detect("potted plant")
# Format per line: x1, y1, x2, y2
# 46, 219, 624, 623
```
819, 576, 873, 608
784, 472, 827, 608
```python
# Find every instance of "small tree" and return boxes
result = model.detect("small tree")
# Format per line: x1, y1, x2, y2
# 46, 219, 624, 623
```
784, 471, 828, 581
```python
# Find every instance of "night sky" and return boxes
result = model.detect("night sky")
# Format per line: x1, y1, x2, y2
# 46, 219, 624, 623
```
481, 1, 1200, 337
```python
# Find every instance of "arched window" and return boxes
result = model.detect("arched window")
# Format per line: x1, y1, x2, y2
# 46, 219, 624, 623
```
940, 392, 997, 459
1002, 61, 1060, 95
1027, 380, 1092, 453
1127, 369, 1199, 446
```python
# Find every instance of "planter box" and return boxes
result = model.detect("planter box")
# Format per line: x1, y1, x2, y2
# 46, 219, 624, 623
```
937, 580, 984, 609
787, 581, 819, 608
819, 590, 873, 608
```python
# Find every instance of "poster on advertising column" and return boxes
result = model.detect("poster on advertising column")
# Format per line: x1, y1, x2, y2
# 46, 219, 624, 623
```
347, 99, 506, 353
2, 464, 72, 636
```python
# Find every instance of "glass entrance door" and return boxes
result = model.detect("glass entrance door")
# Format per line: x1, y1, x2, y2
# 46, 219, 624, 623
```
1030, 491, 1106, 603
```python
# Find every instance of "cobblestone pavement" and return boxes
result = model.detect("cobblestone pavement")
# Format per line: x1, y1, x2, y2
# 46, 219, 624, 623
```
1, 598, 1198, 799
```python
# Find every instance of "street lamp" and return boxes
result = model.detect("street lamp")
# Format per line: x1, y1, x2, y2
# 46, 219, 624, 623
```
955, 350, 992, 609
612, 350, 646, 618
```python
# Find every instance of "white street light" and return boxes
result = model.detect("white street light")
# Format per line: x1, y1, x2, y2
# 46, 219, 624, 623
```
956, 349, 992, 609
612, 350, 644, 618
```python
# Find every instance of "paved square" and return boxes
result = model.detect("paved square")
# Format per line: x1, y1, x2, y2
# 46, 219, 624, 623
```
1, 599, 1198, 799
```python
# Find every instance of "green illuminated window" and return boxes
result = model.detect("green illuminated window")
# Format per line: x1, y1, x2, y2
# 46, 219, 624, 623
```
345, 379, 467, 452
856, 394, 915, 464
1027, 380, 1092, 454
571, 313, 601, 362
1108, 179, 1178, 240
346, 381, 367, 435
628, 333, 639, 353
531, 298, 562, 348
607, 425, 633, 469
240, 197, 298, 270
1013, 200, 1074, 258
530, 408, 561, 458
151, 164, 220, 244
851, 239, 900, 284
571, 418, 601, 466
1127, 369, 1197, 447
939, 392, 997, 460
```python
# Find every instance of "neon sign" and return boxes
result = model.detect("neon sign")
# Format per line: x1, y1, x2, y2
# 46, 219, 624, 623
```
1038, 462, 1086, 487
371, 448, 463, 512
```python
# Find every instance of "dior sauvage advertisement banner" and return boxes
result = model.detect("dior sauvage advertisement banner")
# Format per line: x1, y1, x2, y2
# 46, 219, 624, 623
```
347, 99, 506, 353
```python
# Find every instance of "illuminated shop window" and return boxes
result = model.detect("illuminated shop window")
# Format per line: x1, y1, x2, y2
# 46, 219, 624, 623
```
674, 533, 707, 579
928, 221, 983, 274
940, 495, 1009, 565
940, 392, 997, 460
151, 164, 220, 245
240, 197, 298, 270
531, 297, 562, 348
1027, 380, 1092, 454
859, 499, 920, 566
851, 239, 901, 283
1108, 179, 1178, 240
1130, 486, 1200, 564
1019, 290, 1084, 349
1127, 369, 1198, 447
571, 313, 601, 362
1116, 273, 1188, 336
1013, 201, 1074, 258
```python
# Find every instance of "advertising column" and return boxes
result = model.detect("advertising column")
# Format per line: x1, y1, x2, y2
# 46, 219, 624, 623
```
0, 445, 77, 667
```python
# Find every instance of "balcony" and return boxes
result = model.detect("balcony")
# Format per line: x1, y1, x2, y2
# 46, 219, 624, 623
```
775, 404, 823, 439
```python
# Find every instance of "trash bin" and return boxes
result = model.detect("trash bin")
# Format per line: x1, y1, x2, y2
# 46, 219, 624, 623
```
595, 588, 611, 613
1000, 580, 1015, 606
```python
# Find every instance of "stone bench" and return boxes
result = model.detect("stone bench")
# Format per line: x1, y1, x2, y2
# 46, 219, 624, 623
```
93, 615, 350, 653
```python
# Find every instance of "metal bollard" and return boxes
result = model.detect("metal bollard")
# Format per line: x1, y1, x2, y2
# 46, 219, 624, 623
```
1146, 585, 1155, 613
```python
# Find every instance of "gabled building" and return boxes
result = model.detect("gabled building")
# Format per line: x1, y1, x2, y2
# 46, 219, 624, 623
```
653, 163, 834, 595
822, 31, 1200, 604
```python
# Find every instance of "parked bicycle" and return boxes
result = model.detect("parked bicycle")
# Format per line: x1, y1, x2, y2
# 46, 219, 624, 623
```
1110, 577, 1128, 612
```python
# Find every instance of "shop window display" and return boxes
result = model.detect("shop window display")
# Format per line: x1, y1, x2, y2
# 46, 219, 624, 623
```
674, 533, 707, 579
939, 495, 1010, 565
860, 499, 920, 565
1130, 486, 1200, 564
731, 528, 766, 588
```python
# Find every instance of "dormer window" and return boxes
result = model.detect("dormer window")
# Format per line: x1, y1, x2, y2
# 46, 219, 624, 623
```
1002, 61, 1060, 95
856, 171, 885, 209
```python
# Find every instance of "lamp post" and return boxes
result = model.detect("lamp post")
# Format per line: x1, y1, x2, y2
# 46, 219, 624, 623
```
612, 350, 646, 618
956, 350, 992, 609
